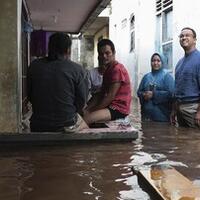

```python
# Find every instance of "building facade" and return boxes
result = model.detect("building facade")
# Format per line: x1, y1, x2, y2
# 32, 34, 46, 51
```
108, 0, 200, 96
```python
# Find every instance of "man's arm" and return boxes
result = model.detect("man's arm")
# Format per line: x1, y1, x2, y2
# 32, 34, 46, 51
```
195, 64, 200, 126
75, 70, 89, 113
194, 104, 200, 126
88, 82, 121, 112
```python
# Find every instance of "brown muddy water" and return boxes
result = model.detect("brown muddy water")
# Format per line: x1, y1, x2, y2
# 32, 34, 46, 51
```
0, 100, 200, 200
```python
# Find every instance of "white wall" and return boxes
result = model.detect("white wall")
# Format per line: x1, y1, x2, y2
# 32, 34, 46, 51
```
135, 0, 156, 88
109, 0, 156, 96
109, 0, 200, 96
173, 0, 200, 72
93, 25, 109, 68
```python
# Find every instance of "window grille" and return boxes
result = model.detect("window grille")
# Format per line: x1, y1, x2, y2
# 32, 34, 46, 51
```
156, 0, 172, 13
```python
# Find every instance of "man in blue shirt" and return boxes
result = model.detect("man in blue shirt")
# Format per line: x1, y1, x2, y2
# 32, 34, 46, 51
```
171, 27, 200, 128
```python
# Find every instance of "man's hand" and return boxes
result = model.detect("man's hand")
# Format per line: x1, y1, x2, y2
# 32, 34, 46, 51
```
170, 110, 177, 126
195, 110, 200, 127
143, 91, 153, 101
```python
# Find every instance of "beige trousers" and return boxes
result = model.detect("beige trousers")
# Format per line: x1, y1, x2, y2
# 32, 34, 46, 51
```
177, 103, 199, 128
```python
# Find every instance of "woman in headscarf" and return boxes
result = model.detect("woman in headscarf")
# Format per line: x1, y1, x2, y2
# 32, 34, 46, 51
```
137, 53, 174, 122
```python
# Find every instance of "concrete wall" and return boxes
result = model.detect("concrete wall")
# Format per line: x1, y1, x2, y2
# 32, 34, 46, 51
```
93, 25, 109, 68
0, 0, 21, 133
80, 35, 94, 69
71, 37, 80, 63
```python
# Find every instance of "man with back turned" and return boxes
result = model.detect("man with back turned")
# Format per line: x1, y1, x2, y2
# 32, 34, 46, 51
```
27, 33, 89, 132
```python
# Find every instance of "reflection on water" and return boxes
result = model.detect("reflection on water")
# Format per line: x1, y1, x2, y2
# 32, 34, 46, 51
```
0, 99, 200, 200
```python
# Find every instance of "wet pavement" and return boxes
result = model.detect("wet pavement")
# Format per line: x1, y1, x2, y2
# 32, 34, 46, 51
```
0, 99, 200, 200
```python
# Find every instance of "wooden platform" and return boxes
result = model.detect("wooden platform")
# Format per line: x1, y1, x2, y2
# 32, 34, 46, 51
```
132, 165, 200, 200
0, 120, 138, 145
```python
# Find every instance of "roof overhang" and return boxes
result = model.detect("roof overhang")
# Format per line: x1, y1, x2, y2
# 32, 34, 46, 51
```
25, 0, 111, 34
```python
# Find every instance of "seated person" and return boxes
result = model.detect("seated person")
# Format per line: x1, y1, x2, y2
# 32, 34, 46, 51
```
27, 33, 89, 132
88, 57, 106, 96
137, 53, 174, 122
83, 39, 132, 125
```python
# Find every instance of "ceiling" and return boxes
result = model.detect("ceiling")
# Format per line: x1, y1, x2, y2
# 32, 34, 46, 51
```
25, 0, 111, 34
83, 17, 109, 36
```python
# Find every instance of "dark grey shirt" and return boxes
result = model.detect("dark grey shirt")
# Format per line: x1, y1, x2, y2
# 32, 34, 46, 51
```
27, 57, 89, 131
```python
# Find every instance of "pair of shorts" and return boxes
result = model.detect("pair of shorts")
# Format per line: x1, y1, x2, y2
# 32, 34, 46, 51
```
107, 107, 127, 120
64, 114, 82, 133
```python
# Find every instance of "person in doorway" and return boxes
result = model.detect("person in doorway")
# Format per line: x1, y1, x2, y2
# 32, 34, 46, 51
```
27, 32, 89, 132
170, 27, 200, 128
137, 53, 174, 122
83, 39, 132, 125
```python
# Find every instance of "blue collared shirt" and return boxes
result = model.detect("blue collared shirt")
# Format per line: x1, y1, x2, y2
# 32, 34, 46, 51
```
175, 49, 200, 103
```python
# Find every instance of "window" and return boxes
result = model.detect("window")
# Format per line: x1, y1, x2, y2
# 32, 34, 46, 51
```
162, 10, 172, 42
156, 0, 173, 70
130, 15, 135, 29
162, 43, 172, 70
130, 14, 135, 52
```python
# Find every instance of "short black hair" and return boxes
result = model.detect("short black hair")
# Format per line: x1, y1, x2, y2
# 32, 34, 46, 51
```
181, 27, 197, 38
97, 39, 115, 54
48, 32, 72, 60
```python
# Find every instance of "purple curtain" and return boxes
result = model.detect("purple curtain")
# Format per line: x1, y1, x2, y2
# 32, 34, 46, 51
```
30, 30, 47, 57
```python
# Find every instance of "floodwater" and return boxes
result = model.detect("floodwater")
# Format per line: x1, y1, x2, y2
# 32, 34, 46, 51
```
0, 100, 200, 200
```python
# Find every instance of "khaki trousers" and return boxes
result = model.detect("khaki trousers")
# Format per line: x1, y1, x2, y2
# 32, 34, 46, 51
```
177, 103, 199, 128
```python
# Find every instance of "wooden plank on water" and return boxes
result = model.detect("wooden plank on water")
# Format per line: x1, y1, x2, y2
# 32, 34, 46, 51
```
134, 166, 200, 200
0, 119, 138, 145
0, 126, 138, 145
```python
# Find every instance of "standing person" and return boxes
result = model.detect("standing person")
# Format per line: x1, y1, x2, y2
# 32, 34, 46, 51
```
27, 33, 89, 132
171, 27, 200, 128
83, 39, 132, 125
137, 53, 174, 122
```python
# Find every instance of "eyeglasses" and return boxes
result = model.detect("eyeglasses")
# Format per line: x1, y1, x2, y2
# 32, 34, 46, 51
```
178, 34, 194, 38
